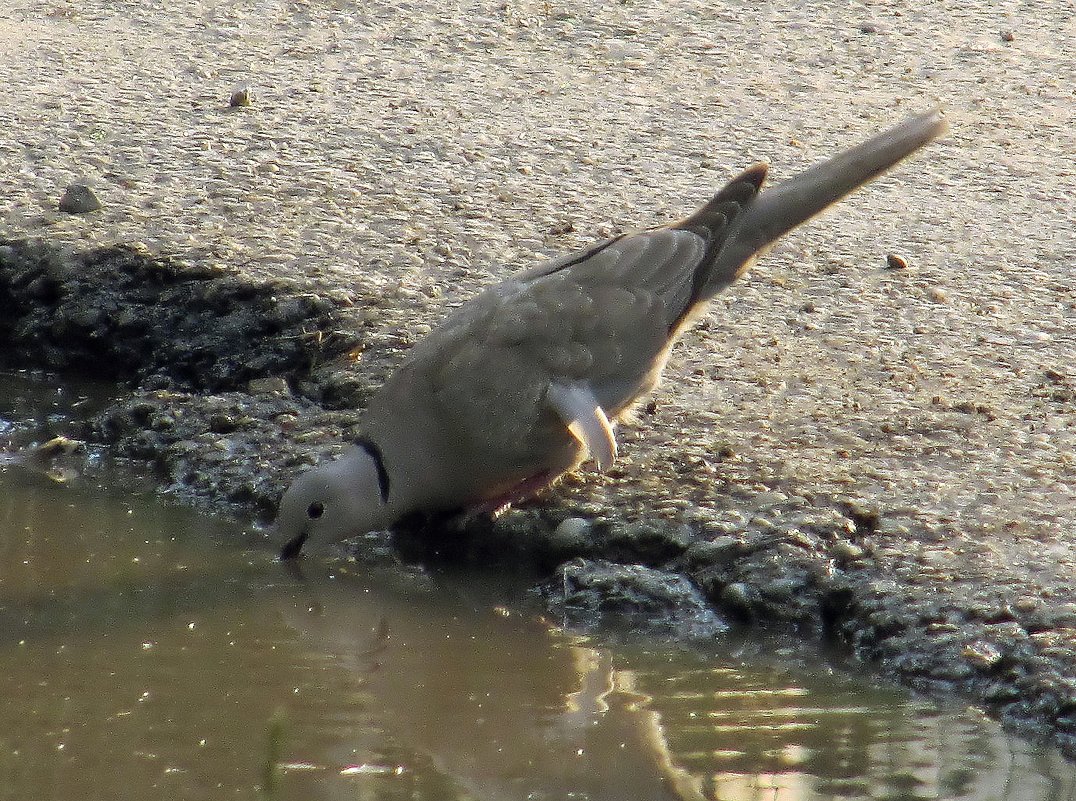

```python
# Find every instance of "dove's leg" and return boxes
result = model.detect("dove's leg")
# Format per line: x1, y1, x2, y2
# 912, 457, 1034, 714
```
392, 469, 565, 543
546, 382, 618, 471
467, 469, 559, 516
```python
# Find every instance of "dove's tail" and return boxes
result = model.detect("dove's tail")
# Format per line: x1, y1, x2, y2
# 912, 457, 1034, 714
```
678, 107, 948, 304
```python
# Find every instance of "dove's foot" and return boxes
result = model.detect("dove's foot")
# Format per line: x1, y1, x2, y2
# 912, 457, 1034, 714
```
467, 470, 558, 517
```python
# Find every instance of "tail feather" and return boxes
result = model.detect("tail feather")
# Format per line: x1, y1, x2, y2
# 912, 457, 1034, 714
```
689, 108, 949, 302
673, 163, 768, 317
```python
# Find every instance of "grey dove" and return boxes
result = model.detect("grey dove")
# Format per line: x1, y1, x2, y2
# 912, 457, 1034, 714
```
275, 108, 948, 559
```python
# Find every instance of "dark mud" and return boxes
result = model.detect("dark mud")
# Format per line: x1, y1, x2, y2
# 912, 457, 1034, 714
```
0, 238, 358, 395
1, 237, 1073, 758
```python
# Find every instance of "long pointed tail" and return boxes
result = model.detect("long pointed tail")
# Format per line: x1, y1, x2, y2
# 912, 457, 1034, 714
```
699, 107, 948, 297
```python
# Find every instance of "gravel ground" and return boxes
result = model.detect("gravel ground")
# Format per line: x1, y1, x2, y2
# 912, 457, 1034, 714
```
2, 0, 1074, 755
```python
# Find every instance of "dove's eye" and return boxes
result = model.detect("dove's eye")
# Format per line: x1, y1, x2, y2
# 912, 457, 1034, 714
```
307, 501, 325, 520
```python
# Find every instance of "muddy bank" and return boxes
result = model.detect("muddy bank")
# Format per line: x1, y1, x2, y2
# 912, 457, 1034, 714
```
1, 237, 1074, 758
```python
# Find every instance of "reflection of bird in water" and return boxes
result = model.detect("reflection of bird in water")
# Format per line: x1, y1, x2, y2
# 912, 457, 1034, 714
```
277, 565, 1045, 801
559, 646, 707, 801
275, 564, 706, 800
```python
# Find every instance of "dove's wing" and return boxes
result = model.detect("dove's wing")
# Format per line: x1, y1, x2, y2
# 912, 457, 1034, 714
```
369, 226, 720, 489
546, 381, 617, 470
363, 108, 949, 508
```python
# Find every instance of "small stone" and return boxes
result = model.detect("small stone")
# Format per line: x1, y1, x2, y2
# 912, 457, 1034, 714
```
544, 560, 727, 637
610, 519, 692, 563
832, 541, 865, 562
209, 413, 238, 433
550, 517, 591, 551
845, 501, 880, 533
58, 184, 102, 213
963, 640, 1003, 669
229, 87, 252, 108
151, 413, 176, 430
1000, 29, 1015, 42
720, 582, 754, 615
685, 535, 742, 566
927, 286, 949, 303
761, 577, 802, 601
248, 377, 291, 395
32, 436, 84, 459
886, 252, 909, 270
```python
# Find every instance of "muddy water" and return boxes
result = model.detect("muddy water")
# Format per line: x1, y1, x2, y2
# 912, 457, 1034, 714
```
1, 375, 1073, 800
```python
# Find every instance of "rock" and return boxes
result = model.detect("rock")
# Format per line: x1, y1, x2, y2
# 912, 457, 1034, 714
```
606, 519, 692, 565
832, 540, 865, 563
58, 184, 102, 213
886, 252, 909, 270
1014, 596, 1040, 613
761, 576, 804, 603
248, 377, 291, 395
719, 582, 755, 617
549, 516, 592, 552
229, 87, 252, 107
542, 559, 727, 639
963, 640, 1004, 670
685, 535, 744, 567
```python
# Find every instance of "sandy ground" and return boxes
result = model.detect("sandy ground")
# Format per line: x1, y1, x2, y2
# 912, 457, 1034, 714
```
2, 0, 1074, 755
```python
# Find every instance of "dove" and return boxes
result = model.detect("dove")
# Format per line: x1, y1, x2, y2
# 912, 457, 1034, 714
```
275, 108, 948, 559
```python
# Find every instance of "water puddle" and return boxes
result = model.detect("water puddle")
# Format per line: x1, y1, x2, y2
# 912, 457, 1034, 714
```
1, 372, 1073, 799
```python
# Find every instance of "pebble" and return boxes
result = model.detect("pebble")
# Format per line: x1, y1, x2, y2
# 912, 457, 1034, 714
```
58, 184, 102, 213
962, 640, 1003, 669
927, 286, 949, 304
249, 377, 291, 395
720, 582, 755, 616
832, 541, 865, 562
620, 519, 692, 549
885, 252, 909, 270
30, 435, 84, 459
550, 516, 592, 551
1014, 597, 1040, 613
761, 577, 802, 601
685, 535, 742, 566
606, 519, 692, 564
151, 413, 175, 430
229, 87, 252, 108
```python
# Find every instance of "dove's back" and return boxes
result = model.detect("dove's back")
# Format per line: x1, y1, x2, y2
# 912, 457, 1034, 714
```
363, 109, 948, 511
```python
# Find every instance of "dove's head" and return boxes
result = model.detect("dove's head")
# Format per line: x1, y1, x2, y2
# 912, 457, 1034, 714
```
274, 440, 392, 559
